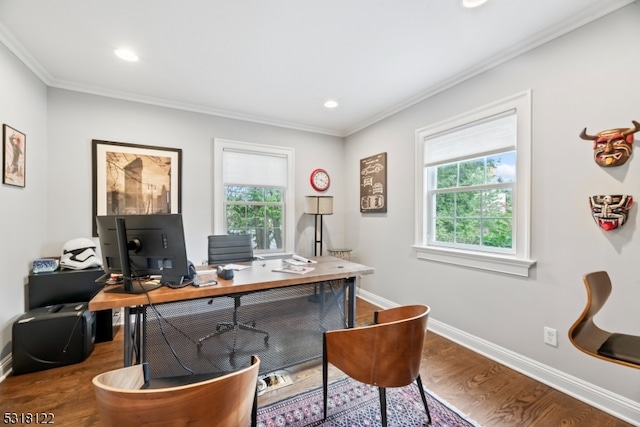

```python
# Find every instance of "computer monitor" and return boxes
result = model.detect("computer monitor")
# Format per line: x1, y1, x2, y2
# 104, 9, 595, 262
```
95, 214, 192, 293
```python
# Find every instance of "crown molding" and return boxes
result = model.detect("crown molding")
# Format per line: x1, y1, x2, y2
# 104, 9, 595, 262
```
1, 0, 635, 138
343, 0, 636, 136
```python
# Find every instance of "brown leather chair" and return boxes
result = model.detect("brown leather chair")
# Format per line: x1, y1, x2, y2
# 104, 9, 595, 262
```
322, 304, 431, 426
569, 271, 640, 369
92, 356, 260, 426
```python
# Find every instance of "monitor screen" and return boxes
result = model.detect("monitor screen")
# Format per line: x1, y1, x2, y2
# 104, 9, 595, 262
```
96, 214, 191, 293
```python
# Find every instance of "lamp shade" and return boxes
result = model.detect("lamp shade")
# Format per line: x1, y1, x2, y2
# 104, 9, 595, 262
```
305, 196, 333, 215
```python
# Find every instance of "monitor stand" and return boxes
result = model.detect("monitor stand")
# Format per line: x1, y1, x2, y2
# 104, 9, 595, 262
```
105, 216, 164, 294
105, 281, 162, 294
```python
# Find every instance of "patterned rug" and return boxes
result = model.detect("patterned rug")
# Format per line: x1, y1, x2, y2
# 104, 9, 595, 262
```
257, 376, 481, 427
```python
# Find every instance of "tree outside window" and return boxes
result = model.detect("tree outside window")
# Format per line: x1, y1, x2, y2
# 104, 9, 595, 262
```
430, 152, 515, 252
225, 186, 284, 252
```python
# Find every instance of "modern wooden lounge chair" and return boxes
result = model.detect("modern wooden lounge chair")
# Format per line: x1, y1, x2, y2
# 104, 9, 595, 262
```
92, 355, 260, 426
322, 304, 431, 426
569, 271, 640, 369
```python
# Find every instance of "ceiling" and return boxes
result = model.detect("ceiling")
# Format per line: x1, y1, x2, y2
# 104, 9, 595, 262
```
0, 0, 634, 137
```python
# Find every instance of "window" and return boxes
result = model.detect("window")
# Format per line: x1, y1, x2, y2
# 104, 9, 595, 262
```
214, 139, 295, 255
414, 91, 535, 276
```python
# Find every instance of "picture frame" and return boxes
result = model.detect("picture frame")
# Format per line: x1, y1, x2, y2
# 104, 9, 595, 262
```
3, 124, 26, 188
360, 152, 387, 213
92, 139, 182, 236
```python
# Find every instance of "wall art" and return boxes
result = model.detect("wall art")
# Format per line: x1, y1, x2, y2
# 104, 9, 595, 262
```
588, 195, 633, 231
2, 124, 26, 188
360, 152, 387, 213
92, 139, 182, 236
580, 120, 640, 167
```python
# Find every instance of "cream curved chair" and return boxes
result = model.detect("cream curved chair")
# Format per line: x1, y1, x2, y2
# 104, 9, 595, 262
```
569, 271, 640, 369
93, 356, 260, 426
322, 304, 431, 426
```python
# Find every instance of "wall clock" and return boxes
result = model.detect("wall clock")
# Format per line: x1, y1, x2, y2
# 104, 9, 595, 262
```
310, 168, 330, 192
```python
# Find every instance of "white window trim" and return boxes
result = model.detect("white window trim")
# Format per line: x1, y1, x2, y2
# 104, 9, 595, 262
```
213, 138, 295, 255
414, 90, 536, 277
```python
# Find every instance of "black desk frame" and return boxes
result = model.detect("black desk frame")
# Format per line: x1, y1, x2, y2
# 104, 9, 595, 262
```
122, 277, 356, 367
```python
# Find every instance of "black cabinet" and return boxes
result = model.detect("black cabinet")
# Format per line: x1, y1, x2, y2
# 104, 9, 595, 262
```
27, 268, 117, 342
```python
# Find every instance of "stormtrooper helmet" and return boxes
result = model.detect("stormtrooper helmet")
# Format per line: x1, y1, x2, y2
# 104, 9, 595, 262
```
60, 237, 103, 270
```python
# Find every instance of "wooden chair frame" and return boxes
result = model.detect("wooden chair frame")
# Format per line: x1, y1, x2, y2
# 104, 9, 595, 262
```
322, 304, 431, 426
93, 355, 260, 426
569, 271, 640, 369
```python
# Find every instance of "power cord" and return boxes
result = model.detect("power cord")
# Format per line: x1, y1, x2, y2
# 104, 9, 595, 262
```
129, 264, 223, 374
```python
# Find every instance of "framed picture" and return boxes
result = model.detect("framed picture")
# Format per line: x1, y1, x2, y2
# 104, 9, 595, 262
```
3, 124, 26, 188
360, 152, 387, 213
92, 139, 182, 236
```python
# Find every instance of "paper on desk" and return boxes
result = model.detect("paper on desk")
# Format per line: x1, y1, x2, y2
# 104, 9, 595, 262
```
224, 264, 251, 270
291, 254, 317, 264
283, 259, 307, 266
272, 264, 315, 275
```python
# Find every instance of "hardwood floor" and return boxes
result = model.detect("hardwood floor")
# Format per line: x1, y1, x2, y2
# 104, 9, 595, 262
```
0, 298, 631, 426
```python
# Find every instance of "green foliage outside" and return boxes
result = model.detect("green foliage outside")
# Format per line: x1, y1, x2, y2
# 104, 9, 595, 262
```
225, 186, 284, 252
433, 152, 514, 250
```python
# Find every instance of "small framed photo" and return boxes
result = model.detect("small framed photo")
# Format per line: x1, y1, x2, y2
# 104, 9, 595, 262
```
92, 139, 182, 236
3, 124, 26, 188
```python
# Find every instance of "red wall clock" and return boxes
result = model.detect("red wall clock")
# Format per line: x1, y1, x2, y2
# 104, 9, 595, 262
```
310, 168, 330, 192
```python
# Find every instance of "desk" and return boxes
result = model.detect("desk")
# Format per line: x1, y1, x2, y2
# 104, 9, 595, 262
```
89, 256, 374, 367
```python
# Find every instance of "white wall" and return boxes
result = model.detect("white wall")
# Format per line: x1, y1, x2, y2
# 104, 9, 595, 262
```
0, 42, 48, 365
0, 81, 345, 369
345, 2, 640, 419
45, 89, 345, 263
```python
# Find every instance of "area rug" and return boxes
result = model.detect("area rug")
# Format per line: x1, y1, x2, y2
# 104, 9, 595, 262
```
256, 376, 481, 427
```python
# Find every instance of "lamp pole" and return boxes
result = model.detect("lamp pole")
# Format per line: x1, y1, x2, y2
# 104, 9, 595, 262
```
313, 213, 324, 256
305, 195, 333, 303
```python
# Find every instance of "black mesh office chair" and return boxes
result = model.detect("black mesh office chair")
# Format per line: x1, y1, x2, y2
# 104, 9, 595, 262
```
197, 235, 269, 354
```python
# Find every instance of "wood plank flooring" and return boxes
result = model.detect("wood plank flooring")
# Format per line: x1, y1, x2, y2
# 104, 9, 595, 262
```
0, 298, 632, 426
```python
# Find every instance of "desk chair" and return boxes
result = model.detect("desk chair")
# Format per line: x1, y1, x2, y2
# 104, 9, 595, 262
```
198, 234, 269, 354
569, 271, 640, 369
92, 355, 260, 427
322, 304, 431, 426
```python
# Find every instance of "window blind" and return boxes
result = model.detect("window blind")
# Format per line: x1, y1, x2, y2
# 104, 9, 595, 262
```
223, 149, 287, 187
424, 110, 516, 166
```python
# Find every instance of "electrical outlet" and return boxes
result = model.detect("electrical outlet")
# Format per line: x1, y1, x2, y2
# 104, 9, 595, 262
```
544, 326, 557, 347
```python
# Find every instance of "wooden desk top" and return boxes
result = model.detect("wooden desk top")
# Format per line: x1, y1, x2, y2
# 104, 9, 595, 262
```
88, 256, 374, 312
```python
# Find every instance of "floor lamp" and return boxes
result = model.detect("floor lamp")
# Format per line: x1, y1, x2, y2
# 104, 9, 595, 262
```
305, 195, 333, 256
305, 196, 333, 302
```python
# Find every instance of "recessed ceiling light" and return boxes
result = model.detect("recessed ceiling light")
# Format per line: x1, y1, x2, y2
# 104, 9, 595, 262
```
462, 0, 489, 8
114, 49, 139, 62
324, 99, 339, 109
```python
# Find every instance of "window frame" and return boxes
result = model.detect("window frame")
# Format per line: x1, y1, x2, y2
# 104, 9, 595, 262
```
213, 138, 295, 256
414, 90, 536, 277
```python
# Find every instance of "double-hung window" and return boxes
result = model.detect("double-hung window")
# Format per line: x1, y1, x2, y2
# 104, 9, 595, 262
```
213, 139, 295, 256
414, 91, 535, 276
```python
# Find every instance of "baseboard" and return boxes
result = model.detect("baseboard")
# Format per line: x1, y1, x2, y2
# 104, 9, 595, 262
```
0, 353, 12, 383
356, 289, 640, 426
356, 289, 397, 310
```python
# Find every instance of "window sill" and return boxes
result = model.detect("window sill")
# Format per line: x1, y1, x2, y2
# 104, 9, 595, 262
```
413, 245, 536, 277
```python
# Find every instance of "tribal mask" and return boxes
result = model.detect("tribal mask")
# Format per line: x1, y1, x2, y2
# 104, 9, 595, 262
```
580, 120, 640, 167
589, 195, 633, 231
